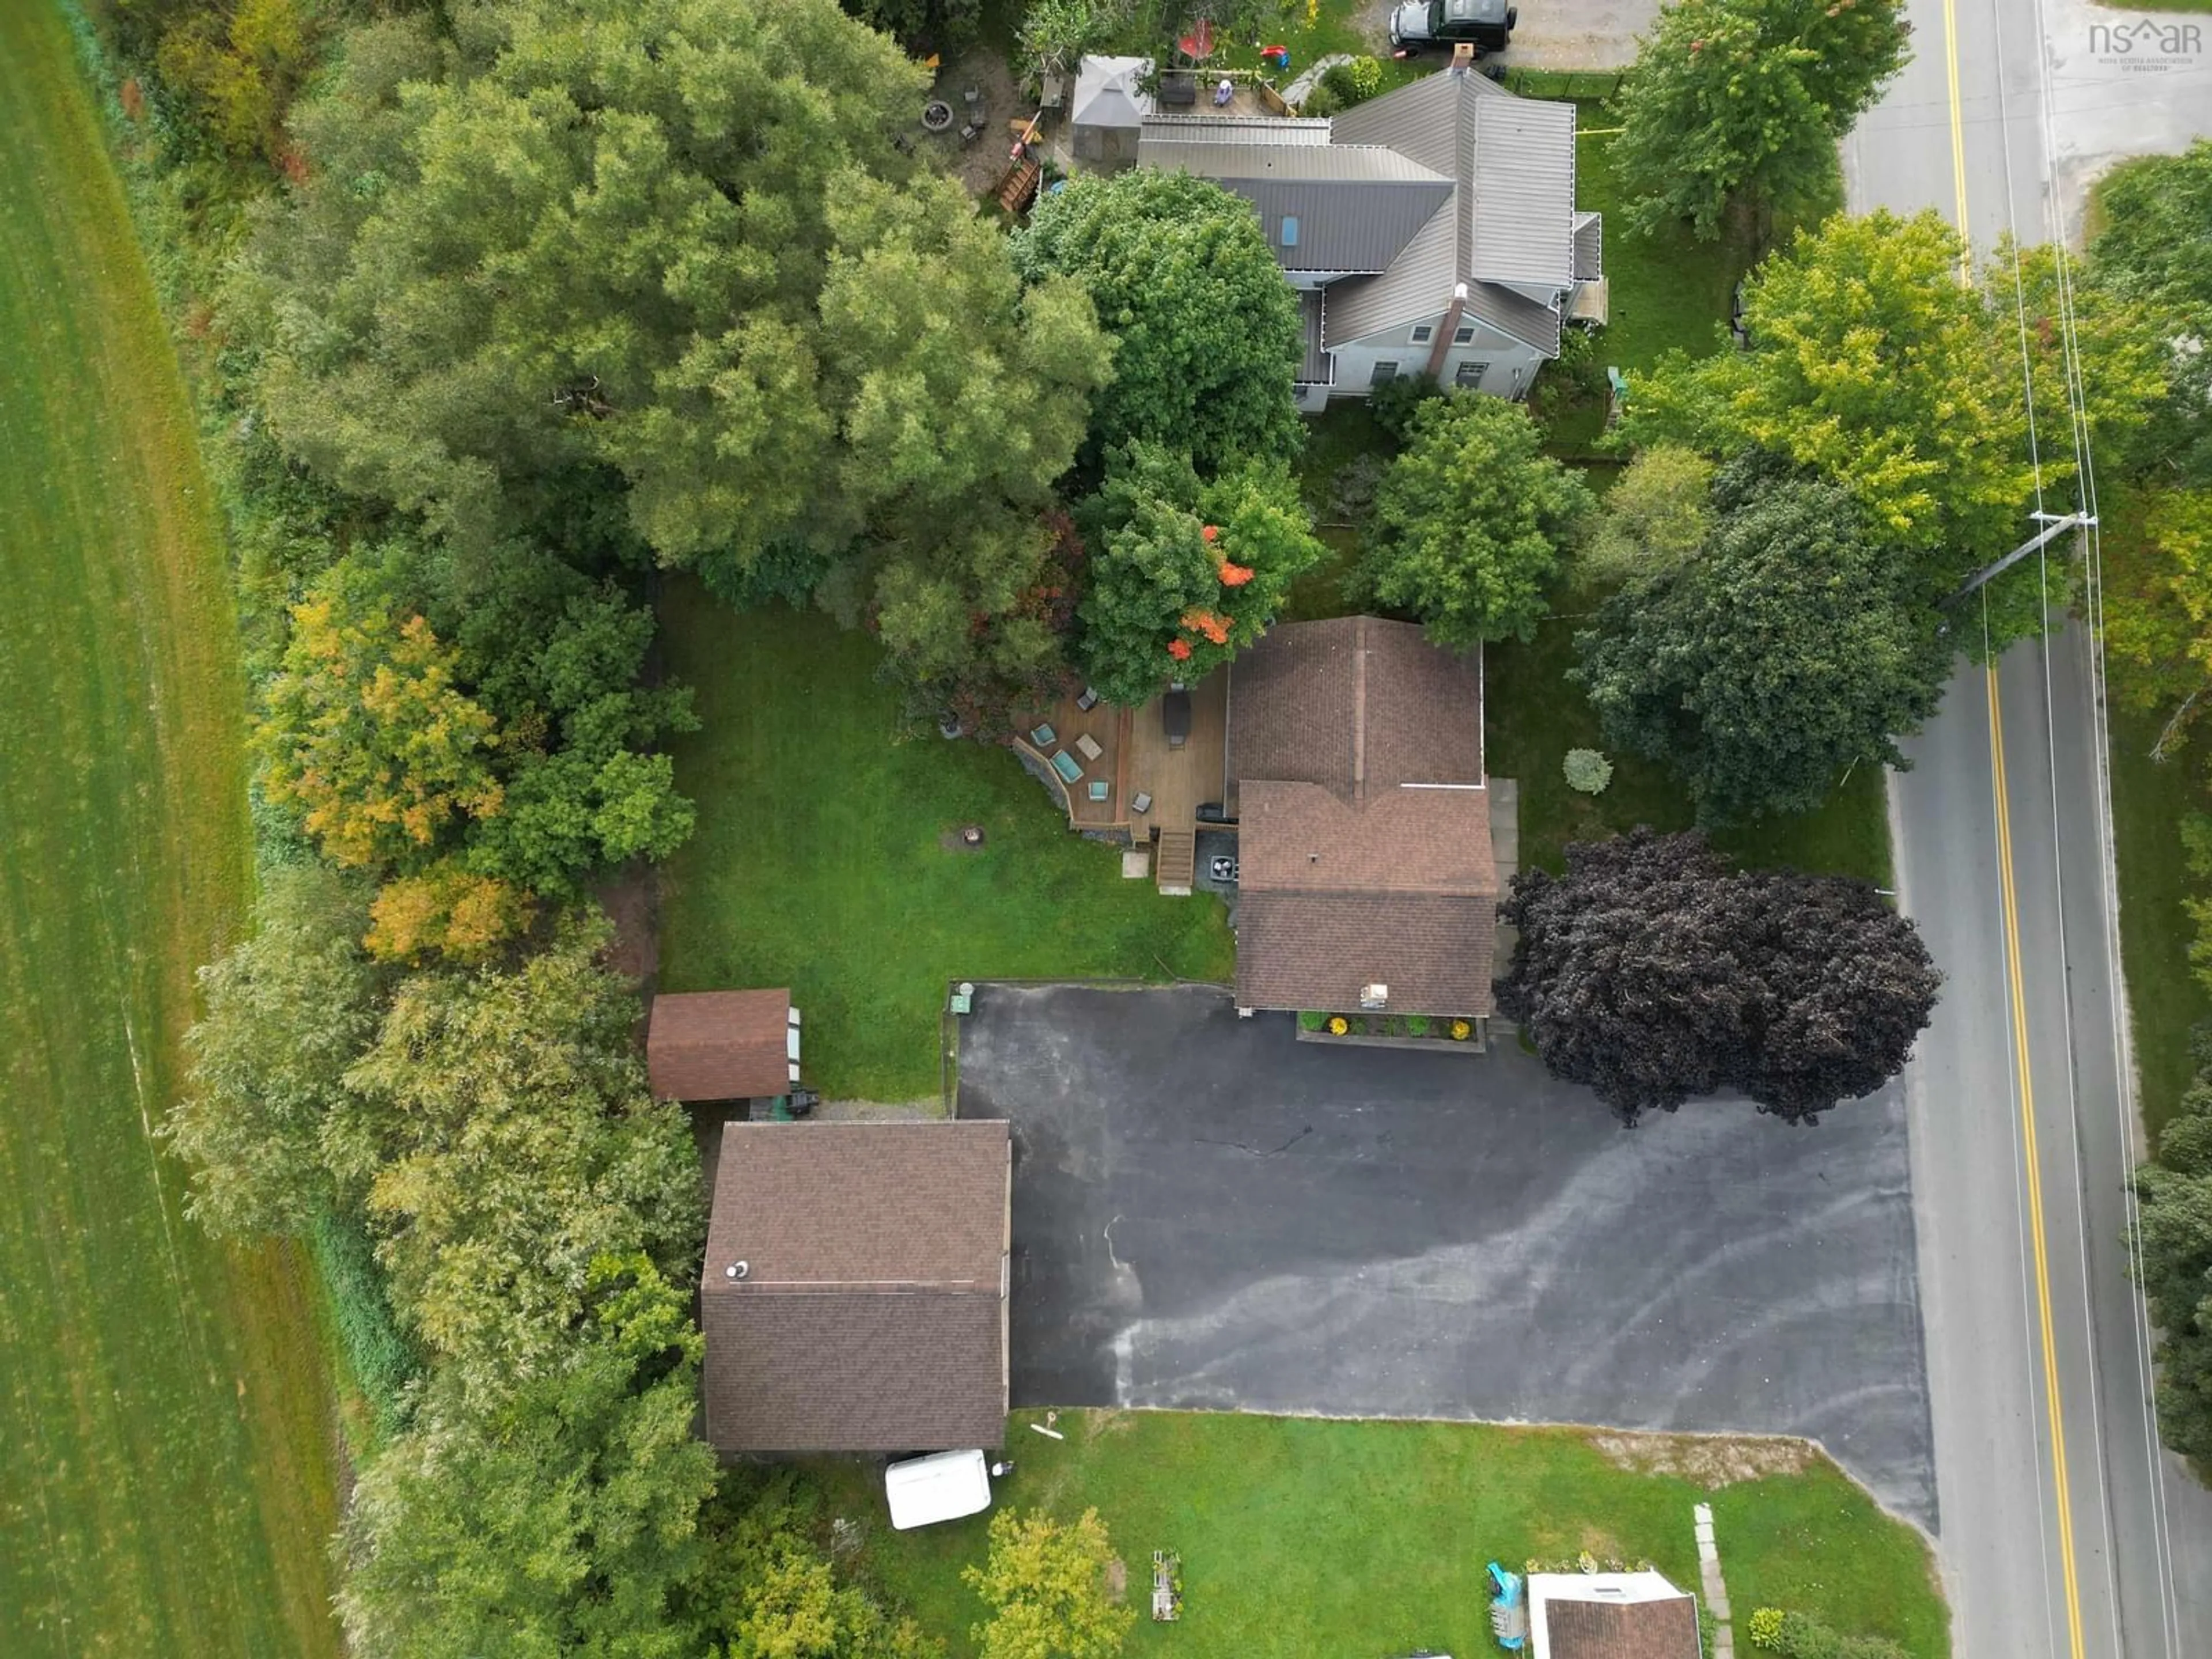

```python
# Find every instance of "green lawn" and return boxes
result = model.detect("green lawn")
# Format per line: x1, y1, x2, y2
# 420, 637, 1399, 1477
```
2107, 675, 2212, 1147
0, 11, 342, 1655
657, 588, 1235, 1100
815, 1410, 1948, 1658
1486, 608, 1895, 884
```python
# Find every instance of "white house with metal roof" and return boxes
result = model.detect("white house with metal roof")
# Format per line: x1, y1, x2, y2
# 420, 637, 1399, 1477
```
1077, 62, 1604, 410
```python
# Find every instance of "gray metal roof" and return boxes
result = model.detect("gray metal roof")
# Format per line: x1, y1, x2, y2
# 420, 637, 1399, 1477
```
1297, 289, 1332, 384
1140, 140, 1454, 275
1573, 210, 1604, 282
1315, 69, 1578, 353
1322, 208, 1456, 344
1141, 113, 1333, 146
1134, 137, 1447, 183
1468, 96, 1575, 287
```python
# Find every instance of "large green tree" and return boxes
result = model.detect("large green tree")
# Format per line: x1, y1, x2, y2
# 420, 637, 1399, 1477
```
1629, 212, 2164, 644
2090, 140, 2212, 486
235, 0, 1106, 585
1575, 466, 1948, 822
338, 1254, 719, 1658
1012, 168, 1305, 475
2136, 1043, 2212, 1468
254, 547, 698, 959
334, 916, 702, 1396
167, 862, 385, 1237
1359, 392, 1594, 648
1076, 444, 1325, 706
1610, 0, 1910, 239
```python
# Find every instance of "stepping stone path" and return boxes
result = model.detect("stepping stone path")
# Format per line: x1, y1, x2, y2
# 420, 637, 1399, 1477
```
1695, 1502, 1734, 1659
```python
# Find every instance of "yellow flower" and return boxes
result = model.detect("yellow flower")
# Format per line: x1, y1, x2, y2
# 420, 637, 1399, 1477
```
1450, 1019, 1471, 1040
1328, 1016, 1348, 1036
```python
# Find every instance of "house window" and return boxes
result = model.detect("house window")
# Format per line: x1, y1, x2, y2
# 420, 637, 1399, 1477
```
1372, 361, 1400, 385
1455, 359, 1490, 389
1454, 324, 1476, 344
1410, 324, 1434, 344
1279, 215, 1300, 248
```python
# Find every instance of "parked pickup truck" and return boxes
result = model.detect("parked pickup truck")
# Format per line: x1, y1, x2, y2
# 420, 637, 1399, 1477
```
1388, 0, 1516, 55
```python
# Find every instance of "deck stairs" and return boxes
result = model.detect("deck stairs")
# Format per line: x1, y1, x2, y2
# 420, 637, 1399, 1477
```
1154, 829, 1195, 896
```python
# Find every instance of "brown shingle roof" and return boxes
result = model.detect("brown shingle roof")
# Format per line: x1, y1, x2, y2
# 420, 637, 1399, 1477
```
1228, 616, 1483, 804
1542, 1595, 1702, 1658
700, 1122, 1010, 1453
1236, 890, 1497, 1017
1227, 619, 1497, 1016
647, 990, 791, 1101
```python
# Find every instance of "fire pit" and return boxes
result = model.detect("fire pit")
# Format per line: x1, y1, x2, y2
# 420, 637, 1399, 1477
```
921, 100, 955, 132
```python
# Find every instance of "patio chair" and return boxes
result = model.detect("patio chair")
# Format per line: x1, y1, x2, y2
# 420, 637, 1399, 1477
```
1131, 791, 1152, 815
1077, 686, 1100, 711
1031, 722, 1056, 747
1051, 750, 1083, 784
1088, 780, 1109, 802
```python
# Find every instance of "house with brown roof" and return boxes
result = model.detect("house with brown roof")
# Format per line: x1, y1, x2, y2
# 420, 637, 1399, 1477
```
700, 1120, 1011, 1454
1227, 615, 1498, 1029
1526, 1570, 1702, 1658
647, 988, 801, 1102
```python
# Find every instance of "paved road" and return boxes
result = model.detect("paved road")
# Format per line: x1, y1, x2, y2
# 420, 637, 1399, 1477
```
961, 983, 1937, 1525
1845, 3, 2212, 1654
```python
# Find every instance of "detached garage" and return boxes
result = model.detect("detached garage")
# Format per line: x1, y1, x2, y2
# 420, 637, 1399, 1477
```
700, 1120, 1012, 1455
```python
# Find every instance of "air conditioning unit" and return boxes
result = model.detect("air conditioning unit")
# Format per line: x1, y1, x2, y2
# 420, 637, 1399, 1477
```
1359, 983, 1388, 1010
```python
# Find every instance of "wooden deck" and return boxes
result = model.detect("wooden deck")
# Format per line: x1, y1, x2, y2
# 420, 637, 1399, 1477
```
1013, 675, 1231, 894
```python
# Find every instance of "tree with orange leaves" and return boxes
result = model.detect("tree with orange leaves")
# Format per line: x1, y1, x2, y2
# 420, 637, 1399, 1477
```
1076, 442, 1324, 704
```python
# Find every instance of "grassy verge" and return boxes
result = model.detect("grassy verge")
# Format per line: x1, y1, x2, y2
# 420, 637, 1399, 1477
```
1487, 608, 1893, 884
2105, 676, 2212, 1149
0, 10, 342, 1654
815, 1409, 1948, 1658
657, 588, 1235, 1100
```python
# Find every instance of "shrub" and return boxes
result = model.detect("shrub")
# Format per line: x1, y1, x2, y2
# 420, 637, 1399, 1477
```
1450, 1019, 1472, 1040
1298, 1010, 1327, 1031
1320, 56, 1385, 108
1763, 1610, 1908, 1659
1563, 747, 1614, 794
1368, 370, 1448, 441
1407, 1015, 1431, 1036
1300, 82, 1341, 117
1328, 1016, 1349, 1035
1749, 1608, 1786, 1650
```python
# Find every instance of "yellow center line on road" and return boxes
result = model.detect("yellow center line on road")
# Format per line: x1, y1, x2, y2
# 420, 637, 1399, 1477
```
1942, 0, 1972, 276
1945, 1, 2086, 1642
1987, 665, 2088, 1659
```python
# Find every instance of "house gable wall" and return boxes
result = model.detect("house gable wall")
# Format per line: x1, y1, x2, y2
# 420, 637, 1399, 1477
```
1324, 312, 1541, 398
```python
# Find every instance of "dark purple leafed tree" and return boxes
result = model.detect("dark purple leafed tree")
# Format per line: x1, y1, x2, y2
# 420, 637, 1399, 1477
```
1495, 829, 1940, 1125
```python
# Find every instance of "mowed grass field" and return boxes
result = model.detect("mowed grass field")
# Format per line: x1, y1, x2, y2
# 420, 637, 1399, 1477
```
658, 587, 1235, 1100
0, 12, 342, 1656
813, 1410, 1950, 1659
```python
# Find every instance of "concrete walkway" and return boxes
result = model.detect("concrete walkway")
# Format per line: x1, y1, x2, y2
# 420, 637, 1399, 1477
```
1695, 1502, 1735, 1659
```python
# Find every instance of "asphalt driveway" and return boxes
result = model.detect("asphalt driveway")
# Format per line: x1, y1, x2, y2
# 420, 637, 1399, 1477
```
958, 983, 1936, 1529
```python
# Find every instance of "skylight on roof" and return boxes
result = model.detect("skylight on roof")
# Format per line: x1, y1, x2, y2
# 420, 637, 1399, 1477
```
1279, 215, 1300, 248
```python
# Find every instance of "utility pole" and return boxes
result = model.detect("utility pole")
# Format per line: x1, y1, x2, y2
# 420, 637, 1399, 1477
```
1945, 512, 2096, 606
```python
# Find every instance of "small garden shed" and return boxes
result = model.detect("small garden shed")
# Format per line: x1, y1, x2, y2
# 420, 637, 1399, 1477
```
646, 988, 800, 1103
1071, 55, 1152, 171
